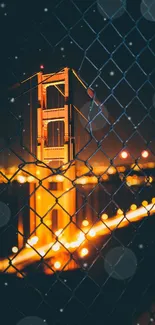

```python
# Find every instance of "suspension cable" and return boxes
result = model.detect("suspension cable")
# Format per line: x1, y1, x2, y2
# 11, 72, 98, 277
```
72, 69, 87, 89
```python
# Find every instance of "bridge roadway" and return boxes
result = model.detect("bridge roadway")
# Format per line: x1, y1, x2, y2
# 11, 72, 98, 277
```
0, 201, 154, 274
0, 162, 155, 185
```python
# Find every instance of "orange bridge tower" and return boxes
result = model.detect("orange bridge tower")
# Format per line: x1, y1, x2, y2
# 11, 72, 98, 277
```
30, 67, 76, 247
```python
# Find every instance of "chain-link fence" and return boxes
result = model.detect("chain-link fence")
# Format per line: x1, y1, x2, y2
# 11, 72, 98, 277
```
1, 0, 155, 324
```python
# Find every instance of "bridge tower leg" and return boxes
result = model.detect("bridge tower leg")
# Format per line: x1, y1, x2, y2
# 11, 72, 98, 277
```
31, 68, 76, 247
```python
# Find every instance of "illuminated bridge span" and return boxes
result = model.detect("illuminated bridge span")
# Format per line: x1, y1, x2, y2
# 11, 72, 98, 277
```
0, 200, 155, 275
1, 162, 155, 184
1, 67, 155, 275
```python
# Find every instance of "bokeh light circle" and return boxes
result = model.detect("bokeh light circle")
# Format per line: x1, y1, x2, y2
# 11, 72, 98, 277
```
79, 101, 109, 132
140, 0, 155, 22
141, 150, 149, 158
97, 0, 127, 20
17, 316, 48, 325
0, 201, 11, 227
104, 246, 137, 280
120, 151, 128, 159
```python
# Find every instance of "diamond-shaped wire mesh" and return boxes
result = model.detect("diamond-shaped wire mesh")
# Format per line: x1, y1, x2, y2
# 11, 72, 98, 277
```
1, 1, 155, 325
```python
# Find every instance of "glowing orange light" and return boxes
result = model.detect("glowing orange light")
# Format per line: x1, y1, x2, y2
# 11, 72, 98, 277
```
117, 209, 123, 215
52, 243, 60, 251
39, 250, 45, 257
56, 175, 63, 181
141, 150, 149, 158
55, 229, 63, 237
118, 166, 126, 172
142, 200, 148, 207
64, 243, 69, 249
77, 232, 85, 244
70, 242, 78, 248
54, 261, 61, 269
101, 213, 108, 220
130, 204, 137, 211
133, 165, 141, 171
102, 174, 109, 181
121, 151, 128, 159
152, 198, 155, 204
17, 175, 26, 183
46, 220, 52, 226
80, 178, 87, 185
88, 229, 96, 237
82, 220, 89, 227
148, 162, 155, 168
145, 176, 153, 183
92, 176, 97, 183
108, 166, 116, 175
27, 176, 34, 182
36, 170, 40, 175
26, 236, 39, 248
80, 248, 88, 257
0, 202, 155, 274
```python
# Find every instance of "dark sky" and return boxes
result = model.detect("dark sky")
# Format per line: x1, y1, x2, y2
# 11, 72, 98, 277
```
0, 0, 155, 167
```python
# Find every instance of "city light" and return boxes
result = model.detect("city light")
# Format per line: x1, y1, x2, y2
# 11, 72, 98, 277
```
54, 261, 61, 269
52, 243, 60, 251
120, 151, 128, 159
101, 213, 108, 220
80, 248, 89, 257
75, 232, 85, 246
0, 200, 155, 273
130, 204, 137, 211
117, 209, 123, 215
27, 176, 35, 182
108, 166, 116, 174
55, 229, 63, 237
149, 177, 153, 183
82, 220, 89, 227
55, 175, 64, 181
39, 250, 45, 257
88, 229, 96, 237
26, 236, 39, 248
64, 243, 70, 249
102, 174, 109, 181
80, 178, 87, 185
12, 246, 18, 253
142, 200, 148, 207
17, 175, 26, 183
141, 150, 149, 158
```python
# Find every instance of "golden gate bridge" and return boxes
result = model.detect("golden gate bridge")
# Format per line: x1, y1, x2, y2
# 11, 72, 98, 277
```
0, 67, 155, 276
